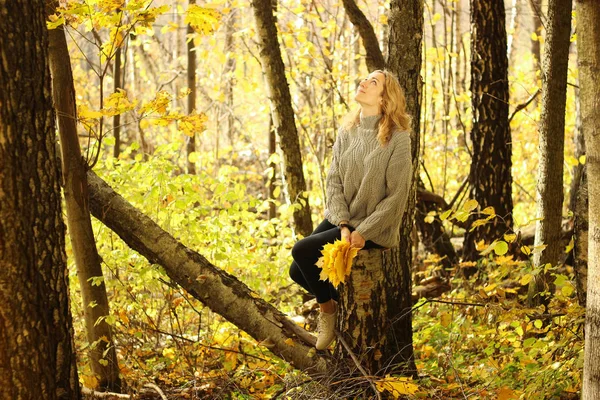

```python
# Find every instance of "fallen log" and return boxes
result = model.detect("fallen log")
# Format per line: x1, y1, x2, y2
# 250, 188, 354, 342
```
86, 171, 327, 373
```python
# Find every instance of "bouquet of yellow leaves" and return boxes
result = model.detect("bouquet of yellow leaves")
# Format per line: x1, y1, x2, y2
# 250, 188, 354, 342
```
316, 240, 359, 288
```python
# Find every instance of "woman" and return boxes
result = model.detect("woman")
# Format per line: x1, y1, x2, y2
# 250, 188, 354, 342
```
289, 69, 413, 350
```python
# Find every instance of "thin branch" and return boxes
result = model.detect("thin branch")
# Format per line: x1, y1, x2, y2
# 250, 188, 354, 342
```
336, 333, 382, 400
81, 387, 130, 398
143, 383, 167, 400
509, 88, 541, 123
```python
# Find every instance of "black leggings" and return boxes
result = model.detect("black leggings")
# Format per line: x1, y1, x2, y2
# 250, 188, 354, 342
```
289, 219, 382, 304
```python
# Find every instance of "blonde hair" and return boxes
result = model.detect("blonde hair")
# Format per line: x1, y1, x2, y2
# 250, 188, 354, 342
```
342, 69, 412, 146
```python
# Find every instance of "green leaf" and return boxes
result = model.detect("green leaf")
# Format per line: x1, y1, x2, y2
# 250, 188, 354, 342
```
494, 241, 509, 256
561, 285, 574, 297
463, 199, 479, 212
440, 209, 453, 221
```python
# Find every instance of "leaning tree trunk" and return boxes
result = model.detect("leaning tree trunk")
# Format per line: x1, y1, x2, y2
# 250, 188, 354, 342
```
0, 0, 80, 397
341, 0, 385, 71
462, 0, 513, 263
578, 0, 600, 398
527, 0, 572, 307
251, 0, 312, 237
86, 171, 330, 373
47, 13, 122, 391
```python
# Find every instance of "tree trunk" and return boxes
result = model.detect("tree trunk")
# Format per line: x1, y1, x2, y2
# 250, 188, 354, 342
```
529, 0, 543, 74
0, 0, 80, 397
570, 85, 585, 214
113, 46, 122, 159
251, 0, 312, 237
382, 0, 423, 375
341, 0, 385, 71
86, 171, 329, 373
47, 14, 122, 392
577, 0, 600, 398
571, 78, 587, 307
224, 4, 237, 146
337, 250, 394, 373
462, 0, 513, 263
527, 0, 572, 307
268, 115, 277, 220
574, 166, 588, 306
186, 0, 197, 175
507, 0, 522, 65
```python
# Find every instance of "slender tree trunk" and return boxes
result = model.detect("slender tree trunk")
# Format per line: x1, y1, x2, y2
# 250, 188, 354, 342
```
577, 1, 600, 398
0, 0, 80, 397
47, 10, 122, 392
224, 5, 237, 146
572, 79, 587, 307
86, 171, 329, 373
574, 166, 588, 306
527, 0, 572, 307
251, 0, 313, 237
570, 86, 585, 214
507, 0, 522, 65
529, 0, 543, 74
186, 0, 197, 175
462, 0, 513, 263
113, 46, 122, 159
268, 115, 277, 219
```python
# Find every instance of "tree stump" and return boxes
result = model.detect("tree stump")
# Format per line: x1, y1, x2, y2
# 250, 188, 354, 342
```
336, 248, 414, 376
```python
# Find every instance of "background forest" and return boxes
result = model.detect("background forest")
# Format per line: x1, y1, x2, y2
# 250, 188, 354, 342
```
1, 0, 595, 399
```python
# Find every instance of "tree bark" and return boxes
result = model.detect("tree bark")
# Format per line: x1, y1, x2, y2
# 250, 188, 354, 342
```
47, 12, 122, 391
529, 0, 543, 74
186, 0, 197, 175
527, 0, 572, 307
341, 0, 385, 71
86, 171, 328, 373
507, 0, 522, 66
113, 46, 122, 159
574, 166, 588, 306
337, 248, 415, 375
577, 0, 600, 398
251, 0, 312, 237
462, 0, 513, 263
383, 0, 423, 375
0, 0, 80, 397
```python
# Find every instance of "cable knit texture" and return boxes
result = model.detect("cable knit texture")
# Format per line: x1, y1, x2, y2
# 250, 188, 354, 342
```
324, 114, 413, 248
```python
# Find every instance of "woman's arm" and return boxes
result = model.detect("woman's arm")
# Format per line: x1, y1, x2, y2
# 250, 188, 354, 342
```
325, 128, 351, 226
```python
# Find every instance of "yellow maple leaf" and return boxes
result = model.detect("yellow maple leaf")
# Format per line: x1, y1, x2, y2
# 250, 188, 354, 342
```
316, 240, 359, 288
375, 376, 419, 398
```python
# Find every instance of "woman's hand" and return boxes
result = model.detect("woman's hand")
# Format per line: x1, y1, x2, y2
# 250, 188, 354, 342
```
350, 231, 365, 249
340, 227, 351, 243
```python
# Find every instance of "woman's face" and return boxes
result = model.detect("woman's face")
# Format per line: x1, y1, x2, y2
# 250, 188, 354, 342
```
355, 71, 385, 108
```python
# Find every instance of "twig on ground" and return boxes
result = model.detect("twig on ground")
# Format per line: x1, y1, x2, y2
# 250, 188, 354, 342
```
144, 383, 167, 400
81, 387, 130, 399
336, 333, 382, 400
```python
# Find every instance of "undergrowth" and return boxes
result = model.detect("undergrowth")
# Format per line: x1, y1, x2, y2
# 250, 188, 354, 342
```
66, 146, 584, 399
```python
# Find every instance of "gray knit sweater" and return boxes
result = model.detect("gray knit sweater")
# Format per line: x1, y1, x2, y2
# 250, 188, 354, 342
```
324, 114, 413, 248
